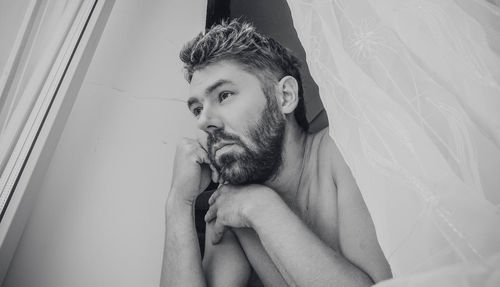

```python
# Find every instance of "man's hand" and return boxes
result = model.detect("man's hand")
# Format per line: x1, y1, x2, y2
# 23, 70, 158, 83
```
168, 130, 221, 205
204, 184, 278, 244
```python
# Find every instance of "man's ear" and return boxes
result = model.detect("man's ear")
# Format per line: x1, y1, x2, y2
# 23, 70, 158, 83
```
277, 76, 299, 115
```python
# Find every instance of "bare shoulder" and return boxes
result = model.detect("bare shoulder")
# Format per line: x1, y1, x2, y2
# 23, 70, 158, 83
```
308, 127, 336, 163
311, 127, 333, 150
310, 127, 347, 183
310, 128, 392, 282
313, 128, 393, 282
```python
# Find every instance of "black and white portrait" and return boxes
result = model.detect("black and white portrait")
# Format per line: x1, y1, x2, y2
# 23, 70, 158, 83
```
0, 1, 499, 287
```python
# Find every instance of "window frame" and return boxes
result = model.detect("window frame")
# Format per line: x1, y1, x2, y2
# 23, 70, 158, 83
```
0, 0, 115, 284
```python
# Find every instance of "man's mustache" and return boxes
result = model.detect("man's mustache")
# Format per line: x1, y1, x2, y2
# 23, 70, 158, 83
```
207, 129, 243, 152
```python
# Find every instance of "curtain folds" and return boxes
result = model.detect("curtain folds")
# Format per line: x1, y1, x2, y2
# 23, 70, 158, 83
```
287, 0, 500, 284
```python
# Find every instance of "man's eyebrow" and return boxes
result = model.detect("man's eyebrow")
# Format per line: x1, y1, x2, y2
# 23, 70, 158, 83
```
205, 79, 233, 95
187, 79, 234, 109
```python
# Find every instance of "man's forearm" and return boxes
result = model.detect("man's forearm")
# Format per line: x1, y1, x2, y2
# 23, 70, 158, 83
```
247, 198, 373, 287
160, 193, 206, 287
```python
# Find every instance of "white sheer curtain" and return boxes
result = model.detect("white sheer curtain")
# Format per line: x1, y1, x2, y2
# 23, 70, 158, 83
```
287, 0, 500, 284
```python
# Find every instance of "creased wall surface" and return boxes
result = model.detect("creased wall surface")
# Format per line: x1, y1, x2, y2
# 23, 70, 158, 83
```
3, 1, 205, 286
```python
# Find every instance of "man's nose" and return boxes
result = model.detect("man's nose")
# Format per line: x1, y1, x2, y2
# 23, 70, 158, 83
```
197, 105, 222, 133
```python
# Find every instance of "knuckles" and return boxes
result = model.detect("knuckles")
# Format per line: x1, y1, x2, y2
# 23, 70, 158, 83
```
176, 138, 200, 157
178, 138, 192, 147
177, 138, 194, 151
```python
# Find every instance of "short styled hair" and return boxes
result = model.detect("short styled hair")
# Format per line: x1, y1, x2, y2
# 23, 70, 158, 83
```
179, 19, 309, 131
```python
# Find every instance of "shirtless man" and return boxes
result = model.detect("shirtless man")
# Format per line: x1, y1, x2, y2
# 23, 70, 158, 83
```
161, 20, 392, 287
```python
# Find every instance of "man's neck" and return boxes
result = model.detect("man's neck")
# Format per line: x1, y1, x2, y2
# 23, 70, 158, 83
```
265, 124, 309, 208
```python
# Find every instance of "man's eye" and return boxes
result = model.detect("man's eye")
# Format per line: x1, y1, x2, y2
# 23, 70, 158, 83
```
192, 106, 203, 116
218, 91, 232, 102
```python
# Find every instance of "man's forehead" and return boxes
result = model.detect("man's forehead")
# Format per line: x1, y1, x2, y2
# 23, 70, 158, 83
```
190, 61, 243, 86
188, 60, 258, 97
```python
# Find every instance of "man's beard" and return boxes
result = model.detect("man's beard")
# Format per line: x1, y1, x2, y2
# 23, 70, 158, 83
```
207, 95, 286, 185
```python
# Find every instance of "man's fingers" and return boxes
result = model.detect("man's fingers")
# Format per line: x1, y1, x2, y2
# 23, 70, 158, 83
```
196, 130, 221, 183
210, 164, 219, 183
196, 130, 209, 152
204, 205, 217, 223
212, 221, 227, 245
193, 146, 210, 166
208, 186, 222, 205
208, 192, 217, 205
219, 176, 227, 184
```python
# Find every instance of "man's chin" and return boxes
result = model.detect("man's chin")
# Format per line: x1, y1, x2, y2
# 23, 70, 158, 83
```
218, 162, 251, 185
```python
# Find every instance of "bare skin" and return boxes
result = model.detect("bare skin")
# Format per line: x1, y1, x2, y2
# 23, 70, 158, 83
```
160, 60, 392, 287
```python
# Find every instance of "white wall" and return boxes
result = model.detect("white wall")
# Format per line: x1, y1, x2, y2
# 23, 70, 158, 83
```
3, 1, 205, 286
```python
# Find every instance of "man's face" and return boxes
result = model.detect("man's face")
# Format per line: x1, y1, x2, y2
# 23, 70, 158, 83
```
187, 60, 286, 184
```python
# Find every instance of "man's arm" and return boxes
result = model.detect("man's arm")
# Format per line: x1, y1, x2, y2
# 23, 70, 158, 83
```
326, 132, 392, 283
160, 135, 221, 287
159, 137, 210, 287
205, 185, 377, 287
161, 194, 251, 287
202, 223, 251, 286
160, 137, 251, 287
160, 193, 206, 287
248, 192, 375, 287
